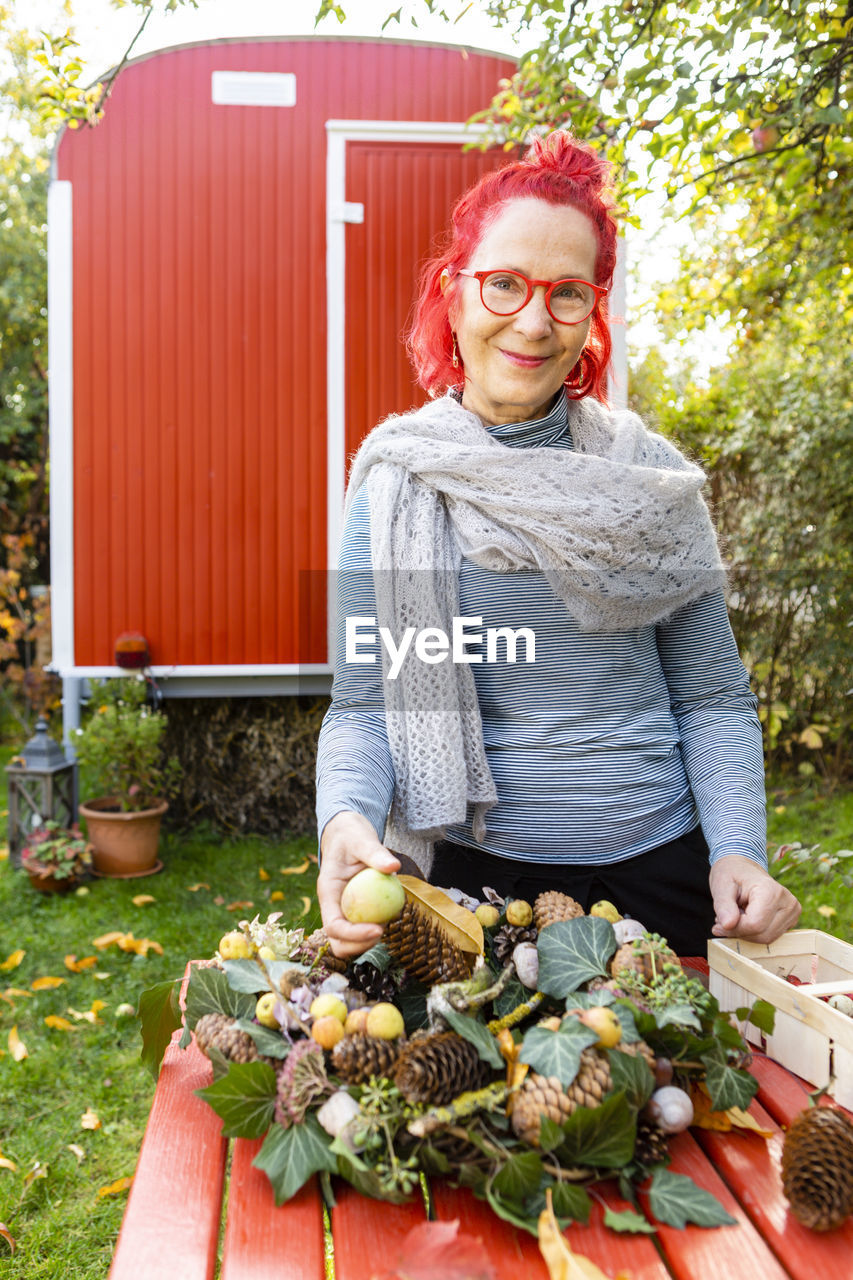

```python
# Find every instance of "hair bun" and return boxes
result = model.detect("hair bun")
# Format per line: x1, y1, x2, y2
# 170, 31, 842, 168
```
523, 130, 612, 196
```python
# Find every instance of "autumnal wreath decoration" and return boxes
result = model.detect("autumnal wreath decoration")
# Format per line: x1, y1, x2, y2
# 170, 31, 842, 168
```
140, 878, 776, 1254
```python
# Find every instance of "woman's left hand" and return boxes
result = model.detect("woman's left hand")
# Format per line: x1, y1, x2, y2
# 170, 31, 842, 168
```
709, 854, 801, 944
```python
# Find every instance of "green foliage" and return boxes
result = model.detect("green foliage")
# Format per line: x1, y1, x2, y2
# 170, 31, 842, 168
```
440, 1004, 505, 1067
20, 819, 91, 881
633, 297, 852, 777
536, 916, 618, 994
137, 978, 182, 1080
195, 1060, 277, 1139
646, 1167, 737, 1229
254, 1112, 339, 1204
519, 1017, 598, 1085
73, 677, 181, 811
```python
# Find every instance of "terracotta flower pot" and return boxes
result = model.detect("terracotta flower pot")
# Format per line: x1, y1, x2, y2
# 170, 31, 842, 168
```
22, 860, 77, 894
79, 796, 168, 877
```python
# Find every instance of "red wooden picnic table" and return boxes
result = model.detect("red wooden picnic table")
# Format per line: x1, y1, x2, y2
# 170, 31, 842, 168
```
109, 963, 853, 1280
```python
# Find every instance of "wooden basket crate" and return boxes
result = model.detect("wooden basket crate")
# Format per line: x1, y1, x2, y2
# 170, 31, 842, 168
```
708, 930, 853, 1110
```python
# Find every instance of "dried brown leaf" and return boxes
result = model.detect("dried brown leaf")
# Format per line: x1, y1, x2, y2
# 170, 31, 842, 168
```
398, 876, 484, 955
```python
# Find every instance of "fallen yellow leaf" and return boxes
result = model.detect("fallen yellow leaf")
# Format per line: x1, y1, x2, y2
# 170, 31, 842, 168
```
0, 950, 25, 972
80, 1108, 101, 1130
67, 1144, 86, 1164
117, 933, 163, 955
44, 1016, 76, 1031
132, 894, 155, 906
0, 844, 8, 861
92, 932, 125, 950
258, 867, 270, 881
299, 896, 311, 916
538, 1189, 625, 1280
31, 976, 66, 990
690, 1083, 773, 1138
0, 1222, 15, 1252
0, 1150, 16, 1173
8, 1027, 27, 1061
817, 904, 837, 919
64, 955, 98, 972
280, 858, 310, 875
227, 900, 254, 911
269, 890, 285, 902
67, 999, 106, 1024
24, 1161, 47, 1188
187, 883, 210, 892
97, 1175, 133, 1198
1, 988, 33, 1006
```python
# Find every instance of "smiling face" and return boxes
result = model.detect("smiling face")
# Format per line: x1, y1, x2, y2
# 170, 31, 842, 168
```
447, 198, 599, 425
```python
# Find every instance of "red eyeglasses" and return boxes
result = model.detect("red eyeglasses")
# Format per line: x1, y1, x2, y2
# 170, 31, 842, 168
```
456, 269, 607, 325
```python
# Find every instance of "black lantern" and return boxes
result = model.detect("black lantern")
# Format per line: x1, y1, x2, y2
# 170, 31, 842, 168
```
5, 718, 78, 867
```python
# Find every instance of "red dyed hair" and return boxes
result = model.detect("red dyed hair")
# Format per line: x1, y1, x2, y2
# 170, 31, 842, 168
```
407, 132, 617, 403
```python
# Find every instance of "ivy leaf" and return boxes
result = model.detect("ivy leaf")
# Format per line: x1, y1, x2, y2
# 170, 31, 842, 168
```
550, 1180, 592, 1224
195, 1061, 276, 1138
137, 979, 182, 1081
491, 1150, 544, 1203
609, 1000, 642, 1044
602, 1206, 657, 1234
353, 942, 392, 973
184, 965, 255, 1027
701, 1054, 759, 1111
440, 1007, 504, 1069
397, 978, 429, 1035
222, 958, 274, 995
557, 1092, 636, 1169
233, 1018, 290, 1059
562, 988, 616, 1008
494, 973, 527, 1017
485, 1176, 539, 1237
519, 1019, 598, 1087
255, 1114, 338, 1206
606, 1048, 655, 1111
538, 1117, 566, 1154
646, 1168, 737, 1228
654, 1001, 702, 1032
537, 918, 617, 996
734, 1000, 776, 1036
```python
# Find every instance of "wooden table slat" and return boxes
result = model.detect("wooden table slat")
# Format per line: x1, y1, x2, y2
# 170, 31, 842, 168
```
330, 1178, 428, 1280
109, 1035, 227, 1280
220, 1142, 326, 1279
692, 1096, 853, 1280
647, 1129, 792, 1280
431, 1178, 673, 1280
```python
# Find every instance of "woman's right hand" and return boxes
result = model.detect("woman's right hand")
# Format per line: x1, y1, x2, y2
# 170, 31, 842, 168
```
317, 811, 401, 959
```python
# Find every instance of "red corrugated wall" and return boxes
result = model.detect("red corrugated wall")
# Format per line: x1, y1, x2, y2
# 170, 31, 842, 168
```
56, 38, 515, 668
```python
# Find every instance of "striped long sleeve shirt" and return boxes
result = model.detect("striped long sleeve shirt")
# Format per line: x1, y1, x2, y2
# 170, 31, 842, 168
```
316, 395, 767, 869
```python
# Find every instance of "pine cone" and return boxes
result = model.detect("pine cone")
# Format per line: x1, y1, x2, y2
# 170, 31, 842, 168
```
300, 928, 349, 973
385, 900, 474, 985
610, 940, 655, 982
565, 1048, 612, 1110
348, 960, 398, 1004
511, 1049, 613, 1146
332, 1034, 400, 1085
534, 890, 584, 931
511, 1074, 573, 1144
394, 1031, 492, 1105
194, 1013, 259, 1064
618, 1039, 656, 1071
781, 1106, 853, 1231
492, 922, 537, 966
634, 1119, 669, 1168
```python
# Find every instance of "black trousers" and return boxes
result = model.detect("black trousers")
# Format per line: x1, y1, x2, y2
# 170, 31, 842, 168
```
429, 825, 716, 958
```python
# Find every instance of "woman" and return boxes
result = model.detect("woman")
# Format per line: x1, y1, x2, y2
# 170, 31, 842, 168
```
316, 131, 799, 959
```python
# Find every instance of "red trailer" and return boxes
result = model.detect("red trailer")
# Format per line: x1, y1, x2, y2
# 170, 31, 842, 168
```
49, 36, 518, 709
48, 36, 625, 721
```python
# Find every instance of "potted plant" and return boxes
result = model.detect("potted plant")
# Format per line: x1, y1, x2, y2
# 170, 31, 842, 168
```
20, 820, 93, 894
75, 677, 180, 877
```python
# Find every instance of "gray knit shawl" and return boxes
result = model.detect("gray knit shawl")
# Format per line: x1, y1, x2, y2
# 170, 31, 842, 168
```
343, 392, 725, 871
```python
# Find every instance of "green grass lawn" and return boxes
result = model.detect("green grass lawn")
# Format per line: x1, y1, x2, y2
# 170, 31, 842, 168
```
0, 759, 849, 1276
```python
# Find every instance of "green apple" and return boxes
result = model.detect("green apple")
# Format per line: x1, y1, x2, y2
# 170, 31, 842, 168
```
341, 868, 406, 924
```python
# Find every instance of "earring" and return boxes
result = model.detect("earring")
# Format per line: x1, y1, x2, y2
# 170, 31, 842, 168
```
564, 352, 594, 399
451, 333, 459, 369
